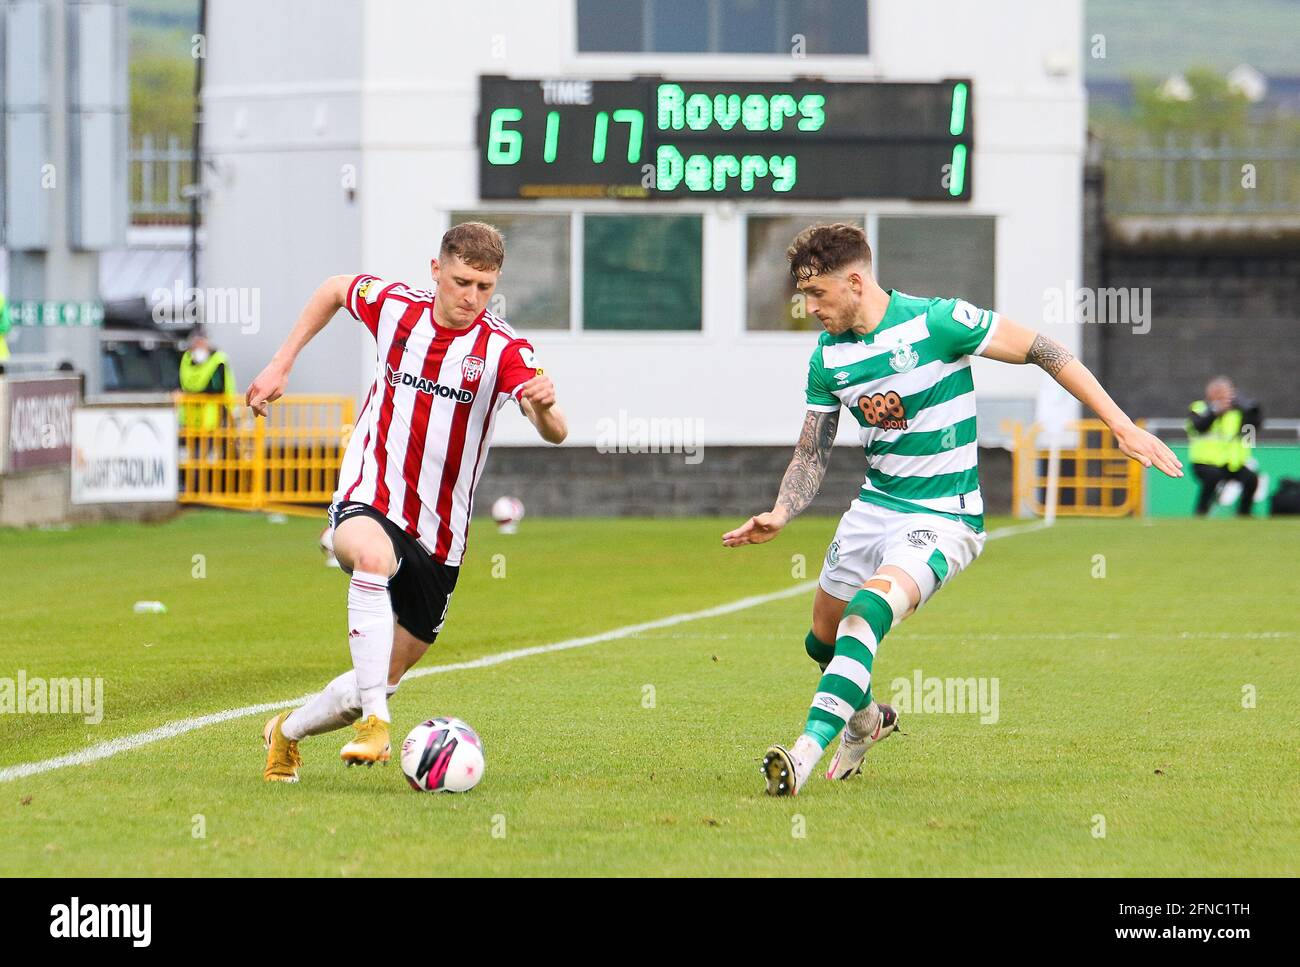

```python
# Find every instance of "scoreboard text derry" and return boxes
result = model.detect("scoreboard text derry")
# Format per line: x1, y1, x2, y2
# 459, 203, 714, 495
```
478, 77, 973, 201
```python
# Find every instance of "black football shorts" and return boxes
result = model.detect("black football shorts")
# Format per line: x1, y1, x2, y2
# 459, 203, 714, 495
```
328, 500, 459, 643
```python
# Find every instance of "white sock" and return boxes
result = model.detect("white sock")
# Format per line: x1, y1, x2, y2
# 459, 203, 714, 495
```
791, 733, 823, 787
347, 570, 394, 722
282, 671, 361, 740
282, 674, 402, 741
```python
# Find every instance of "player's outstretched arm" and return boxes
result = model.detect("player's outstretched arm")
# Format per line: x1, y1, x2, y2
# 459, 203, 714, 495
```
246, 274, 352, 416
519, 375, 567, 444
981, 317, 1183, 478
723, 408, 839, 547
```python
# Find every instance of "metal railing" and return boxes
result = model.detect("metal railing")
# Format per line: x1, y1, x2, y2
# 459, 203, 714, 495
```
1102, 133, 1300, 215
1009, 419, 1145, 518
177, 394, 355, 511
130, 135, 194, 224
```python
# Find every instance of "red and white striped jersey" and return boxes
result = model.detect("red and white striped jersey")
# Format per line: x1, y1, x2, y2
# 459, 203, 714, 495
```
331, 274, 540, 566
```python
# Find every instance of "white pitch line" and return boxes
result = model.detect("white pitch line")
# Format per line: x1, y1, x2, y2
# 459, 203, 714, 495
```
980, 519, 1051, 539
0, 519, 1042, 784
0, 582, 817, 783
400, 579, 819, 682
0, 696, 321, 784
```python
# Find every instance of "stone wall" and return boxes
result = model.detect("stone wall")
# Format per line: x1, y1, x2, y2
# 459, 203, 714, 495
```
476, 445, 1014, 518
1084, 148, 1300, 421
0, 466, 178, 528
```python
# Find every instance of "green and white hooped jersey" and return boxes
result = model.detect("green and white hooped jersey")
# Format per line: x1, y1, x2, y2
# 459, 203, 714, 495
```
806, 290, 999, 533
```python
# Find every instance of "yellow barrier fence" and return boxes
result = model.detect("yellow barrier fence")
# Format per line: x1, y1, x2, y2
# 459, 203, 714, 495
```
177, 394, 355, 512
1009, 418, 1144, 518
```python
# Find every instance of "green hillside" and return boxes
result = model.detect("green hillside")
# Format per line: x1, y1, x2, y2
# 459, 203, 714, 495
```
1085, 0, 1300, 80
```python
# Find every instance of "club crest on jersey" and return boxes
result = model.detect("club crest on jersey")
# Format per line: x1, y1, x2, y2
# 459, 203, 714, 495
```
386, 364, 474, 403
889, 340, 919, 374
461, 355, 485, 383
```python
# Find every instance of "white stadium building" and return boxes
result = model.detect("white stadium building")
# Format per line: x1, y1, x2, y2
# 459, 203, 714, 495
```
201, 0, 1085, 449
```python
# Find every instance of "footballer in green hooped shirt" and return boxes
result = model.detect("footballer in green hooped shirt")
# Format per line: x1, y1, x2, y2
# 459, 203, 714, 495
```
723, 223, 1183, 797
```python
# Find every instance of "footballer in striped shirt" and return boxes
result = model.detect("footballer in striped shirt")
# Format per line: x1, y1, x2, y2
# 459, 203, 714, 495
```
722, 222, 1182, 796
247, 221, 567, 781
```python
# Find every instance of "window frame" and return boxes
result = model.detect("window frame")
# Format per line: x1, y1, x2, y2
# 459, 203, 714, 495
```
741, 209, 867, 335
874, 211, 998, 316
580, 209, 707, 335
447, 208, 575, 335
565, 0, 876, 74
739, 206, 1000, 342
443, 203, 712, 343
442, 203, 999, 346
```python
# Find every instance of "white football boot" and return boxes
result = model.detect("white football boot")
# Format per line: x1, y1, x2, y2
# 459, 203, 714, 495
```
825, 701, 900, 780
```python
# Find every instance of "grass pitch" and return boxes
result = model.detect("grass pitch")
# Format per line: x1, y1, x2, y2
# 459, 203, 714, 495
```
1, 510, 1297, 876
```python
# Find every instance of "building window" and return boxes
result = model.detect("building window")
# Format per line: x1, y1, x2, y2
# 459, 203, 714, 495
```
719, 0, 782, 53
576, 0, 868, 56
876, 216, 996, 310
575, 1, 643, 52
745, 213, 864, 331
653, 0, 710, 52
450, 212, 570, 329
583, 214, 702, 331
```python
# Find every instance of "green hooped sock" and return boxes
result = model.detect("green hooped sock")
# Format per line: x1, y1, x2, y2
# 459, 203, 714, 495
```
803, 587, 893, 749
859, 681, 875, 711
804, 630, 834, 669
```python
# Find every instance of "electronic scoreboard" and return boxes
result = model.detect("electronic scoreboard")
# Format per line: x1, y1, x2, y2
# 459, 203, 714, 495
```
478, 76, 973, 201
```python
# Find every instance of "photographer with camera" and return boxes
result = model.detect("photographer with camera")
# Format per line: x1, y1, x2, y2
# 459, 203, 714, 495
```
1187, 376, 1261, 517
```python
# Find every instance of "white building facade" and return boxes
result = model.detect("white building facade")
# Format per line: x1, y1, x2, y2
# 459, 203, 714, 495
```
202, 0, 1084, 447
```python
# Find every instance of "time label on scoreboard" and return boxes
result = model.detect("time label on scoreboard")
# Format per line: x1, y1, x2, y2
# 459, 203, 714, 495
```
478, 76, 973, 201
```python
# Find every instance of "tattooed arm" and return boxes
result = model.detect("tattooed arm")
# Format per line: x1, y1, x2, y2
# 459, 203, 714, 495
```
776, 409, 839, 520
1024, 332, 1075, 376
723, 408, 839, 547
981, 318, 1182, 478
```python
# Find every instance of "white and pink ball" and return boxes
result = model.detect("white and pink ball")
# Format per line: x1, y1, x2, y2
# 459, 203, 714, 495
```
400, 717, 485, 793
491, 496, 525, 534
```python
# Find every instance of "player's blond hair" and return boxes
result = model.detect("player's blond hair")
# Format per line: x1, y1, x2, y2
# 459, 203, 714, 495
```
441, 221, 505, 271
787, 223, 872, 281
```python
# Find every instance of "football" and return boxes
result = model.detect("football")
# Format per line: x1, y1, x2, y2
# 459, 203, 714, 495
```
400, 717, 485, 793
491, 495, 525, 533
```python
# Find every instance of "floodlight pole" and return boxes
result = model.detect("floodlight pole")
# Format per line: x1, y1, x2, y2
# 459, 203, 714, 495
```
189, 0, 208, 301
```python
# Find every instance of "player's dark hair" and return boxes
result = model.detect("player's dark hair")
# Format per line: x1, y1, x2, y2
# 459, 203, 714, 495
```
787, 223, 872, 281
441, 221, 505, 271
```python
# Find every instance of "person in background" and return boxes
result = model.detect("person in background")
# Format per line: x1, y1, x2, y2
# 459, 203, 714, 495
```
1187, 376, 1261, 517
0, 290, 11, 366
178, 332, 238, 483
178, 332, 237, 434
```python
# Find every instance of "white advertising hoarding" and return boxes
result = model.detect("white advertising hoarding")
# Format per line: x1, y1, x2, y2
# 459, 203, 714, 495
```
71, 407, 178, 504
